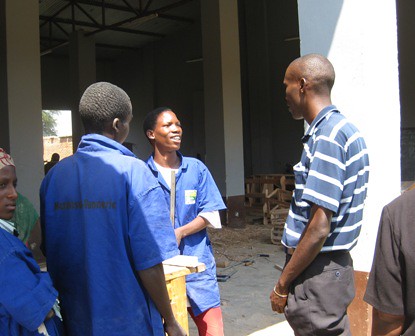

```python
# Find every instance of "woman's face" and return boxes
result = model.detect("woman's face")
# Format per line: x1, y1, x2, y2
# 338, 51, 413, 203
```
0, 166, 18, 220
149, 110, 182, 152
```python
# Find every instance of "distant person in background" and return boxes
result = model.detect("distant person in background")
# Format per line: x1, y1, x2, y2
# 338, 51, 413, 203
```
44, 153, 60, 175
0, 148, 63, 335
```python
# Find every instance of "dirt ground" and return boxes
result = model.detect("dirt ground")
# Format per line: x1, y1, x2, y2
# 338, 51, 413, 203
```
187, 222, 294, 336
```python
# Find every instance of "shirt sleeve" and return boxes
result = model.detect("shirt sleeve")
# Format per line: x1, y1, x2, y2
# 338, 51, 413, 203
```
0, 249, 57, 331
364, 205, 404, 315
302, 136, 346, 213
199, 211, 221, 229
197, 164, 226, 214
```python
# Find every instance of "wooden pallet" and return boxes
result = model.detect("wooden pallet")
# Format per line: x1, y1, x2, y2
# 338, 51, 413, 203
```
263, 188, 292, 225
270, 206, 289, 245
244, 174, 294, 225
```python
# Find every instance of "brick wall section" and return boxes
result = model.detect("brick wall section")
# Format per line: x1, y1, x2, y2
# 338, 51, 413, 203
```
43, 136, 73, 163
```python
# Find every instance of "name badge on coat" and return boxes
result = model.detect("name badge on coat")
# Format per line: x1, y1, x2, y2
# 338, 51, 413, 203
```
185, 190, 197, 204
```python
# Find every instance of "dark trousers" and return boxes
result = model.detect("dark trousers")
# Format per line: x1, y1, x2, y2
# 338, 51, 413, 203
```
284, 251, 355, 336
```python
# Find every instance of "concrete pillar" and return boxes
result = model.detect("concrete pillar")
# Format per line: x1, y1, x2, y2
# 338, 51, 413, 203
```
201, 0, 245, 225
298, 1, 400, 334
69, 31, 96, 149
0, 0, 44, 210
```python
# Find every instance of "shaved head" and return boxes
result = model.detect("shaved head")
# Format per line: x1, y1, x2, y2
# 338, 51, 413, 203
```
288, 54, 335, 94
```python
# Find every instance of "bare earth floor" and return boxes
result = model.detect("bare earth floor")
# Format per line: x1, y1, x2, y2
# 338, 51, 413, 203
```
187, 223, 295, 336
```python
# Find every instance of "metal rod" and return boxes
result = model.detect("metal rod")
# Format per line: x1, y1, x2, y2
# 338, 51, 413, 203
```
39, 16, 164, 37
74, 2, 100, 25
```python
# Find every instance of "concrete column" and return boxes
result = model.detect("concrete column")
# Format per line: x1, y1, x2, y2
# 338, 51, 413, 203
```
116, 48, 155, 157
69, 31, 96, 149
1, 0, 44, 210
201, 0, 245, 225
298, 1, 400, 334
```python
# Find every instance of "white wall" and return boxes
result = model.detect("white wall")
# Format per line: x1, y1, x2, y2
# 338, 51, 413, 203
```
298, 0, 401, 272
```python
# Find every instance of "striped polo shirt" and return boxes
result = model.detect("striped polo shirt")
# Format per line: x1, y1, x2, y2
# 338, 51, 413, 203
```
282, 105, 369, 251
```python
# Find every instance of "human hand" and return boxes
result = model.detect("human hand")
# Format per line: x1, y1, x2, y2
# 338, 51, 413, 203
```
174, 228, 183, 246
164, 319, 187, 336
270, 283, 288, 314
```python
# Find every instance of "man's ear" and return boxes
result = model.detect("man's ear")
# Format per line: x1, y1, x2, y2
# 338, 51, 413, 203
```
146, 129, 155, 140
300, 78, 307, 93
112, 118, 120, 132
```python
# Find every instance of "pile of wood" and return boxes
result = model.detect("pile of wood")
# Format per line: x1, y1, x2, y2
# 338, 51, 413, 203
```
244, 174, 294, 225
270, 206, 289, 245
262, 187, 293, 225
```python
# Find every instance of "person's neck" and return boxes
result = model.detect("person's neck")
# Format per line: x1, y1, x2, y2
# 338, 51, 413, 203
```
304, 97, 332, 125
153, 149, 180, 169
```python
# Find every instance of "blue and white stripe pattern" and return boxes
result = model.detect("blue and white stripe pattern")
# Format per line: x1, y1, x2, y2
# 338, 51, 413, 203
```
282, 105, 369, 251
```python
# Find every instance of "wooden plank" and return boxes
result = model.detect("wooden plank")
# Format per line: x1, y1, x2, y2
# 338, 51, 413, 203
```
245, 192, 267, 199
165, 275, 189, 334
163, 265, 191, 281
163, 260, 206, 336
245, 177, 282, 185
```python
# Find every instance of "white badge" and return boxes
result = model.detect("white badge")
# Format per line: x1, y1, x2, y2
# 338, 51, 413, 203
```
185, 190, 197, 204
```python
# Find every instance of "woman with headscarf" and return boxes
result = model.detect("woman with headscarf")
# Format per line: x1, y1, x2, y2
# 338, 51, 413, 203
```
0, 148, 63, 335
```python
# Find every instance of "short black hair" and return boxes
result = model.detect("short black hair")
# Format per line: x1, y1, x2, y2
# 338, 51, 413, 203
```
142, 106, 172, 138
290, 53, 335, 94
79, 82, 132, 134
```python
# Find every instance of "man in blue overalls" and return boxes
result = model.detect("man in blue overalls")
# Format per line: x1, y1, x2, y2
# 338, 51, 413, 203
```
40, 82, 185, 336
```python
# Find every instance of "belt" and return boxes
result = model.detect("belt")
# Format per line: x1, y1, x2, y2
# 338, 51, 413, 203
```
286, 248, 349, 256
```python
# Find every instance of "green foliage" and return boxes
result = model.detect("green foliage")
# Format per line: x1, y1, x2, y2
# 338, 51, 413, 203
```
42, 110, 60, 136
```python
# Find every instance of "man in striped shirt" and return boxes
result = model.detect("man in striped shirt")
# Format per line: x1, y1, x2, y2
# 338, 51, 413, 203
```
270, 54, 369, 335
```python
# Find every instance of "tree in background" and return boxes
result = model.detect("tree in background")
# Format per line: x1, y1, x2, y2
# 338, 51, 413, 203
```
42, 110, 60, 136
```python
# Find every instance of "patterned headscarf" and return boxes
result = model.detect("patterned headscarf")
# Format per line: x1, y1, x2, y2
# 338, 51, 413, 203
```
0, 148, 15, 169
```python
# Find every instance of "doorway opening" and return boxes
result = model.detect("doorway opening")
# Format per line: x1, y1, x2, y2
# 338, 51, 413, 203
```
42, 110, 73, 174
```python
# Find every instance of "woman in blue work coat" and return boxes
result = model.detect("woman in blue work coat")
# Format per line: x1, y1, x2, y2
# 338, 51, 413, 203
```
144, 107, 226, 336
0, 148, 63, 336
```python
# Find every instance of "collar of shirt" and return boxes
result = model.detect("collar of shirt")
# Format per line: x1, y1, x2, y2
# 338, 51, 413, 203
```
147, 151, 188, 176
302, 105, 339, 143
147, 152, 189, 191
78, 133, 136, 158
154, 162, 178, 189
0, 218, 19, 236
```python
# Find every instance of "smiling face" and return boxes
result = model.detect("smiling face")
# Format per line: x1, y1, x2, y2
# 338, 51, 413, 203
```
147, 110, 182, 153
0, 165, 18, 220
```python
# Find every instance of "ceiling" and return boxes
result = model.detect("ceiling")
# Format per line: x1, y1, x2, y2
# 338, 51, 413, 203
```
39, 0, 200, 58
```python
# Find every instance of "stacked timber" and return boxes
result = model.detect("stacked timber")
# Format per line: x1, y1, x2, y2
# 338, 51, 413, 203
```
270, 206, 289, 245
